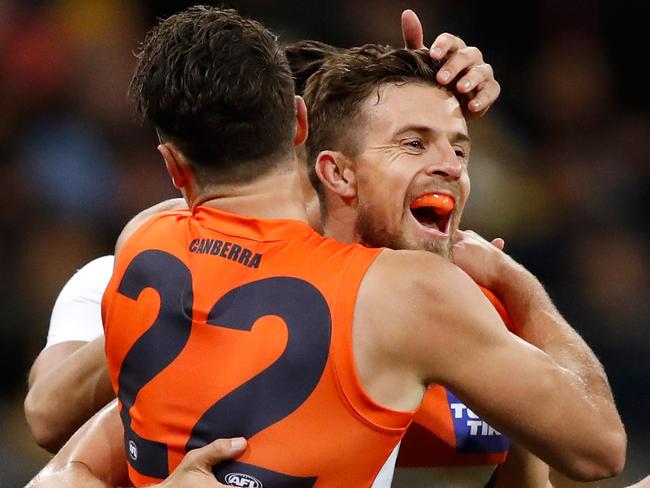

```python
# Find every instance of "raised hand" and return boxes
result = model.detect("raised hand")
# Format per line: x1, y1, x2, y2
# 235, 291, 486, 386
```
401, 9, 500, 117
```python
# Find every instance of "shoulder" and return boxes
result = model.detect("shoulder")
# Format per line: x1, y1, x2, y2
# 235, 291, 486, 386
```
115, 198, 187, 256
357, 249, 507, 381
361, 248, 477, 303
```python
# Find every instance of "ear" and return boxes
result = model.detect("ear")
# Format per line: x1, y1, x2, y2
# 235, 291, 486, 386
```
158, 142, 191, 190
294, 96, 308, 146
315, 151, 356, 199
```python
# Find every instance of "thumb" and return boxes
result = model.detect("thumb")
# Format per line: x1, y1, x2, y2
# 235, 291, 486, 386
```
401, 9, 425, 49
184, 438, 247, 471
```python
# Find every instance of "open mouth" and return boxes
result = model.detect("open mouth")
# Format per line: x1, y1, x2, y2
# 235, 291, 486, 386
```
409, 193, 455, 234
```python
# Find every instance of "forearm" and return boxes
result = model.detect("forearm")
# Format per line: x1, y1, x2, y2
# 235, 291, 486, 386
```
25, 337, 115, 451
491, 444, 552, 488
497, 262, 616, 404
27, 463, 116, 488
494, 261, 626, 476
26, 398, 247, 488
27, 400, 130, 488
450, 231, 625, 479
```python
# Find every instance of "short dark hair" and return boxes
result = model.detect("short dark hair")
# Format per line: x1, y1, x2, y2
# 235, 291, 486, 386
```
284, 40, 344, 96
130, 6, 296, 184
303, 45, 443, 200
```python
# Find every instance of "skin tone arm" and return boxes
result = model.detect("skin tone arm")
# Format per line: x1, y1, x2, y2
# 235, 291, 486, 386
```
25, 338, 114, 452
451, 229, 624, 452
26, 400, 247, 488
355, 243, 626, 482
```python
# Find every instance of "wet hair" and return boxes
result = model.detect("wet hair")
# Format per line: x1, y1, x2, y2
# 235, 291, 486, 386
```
130, 6, 296, 184
303, 45, 443, 201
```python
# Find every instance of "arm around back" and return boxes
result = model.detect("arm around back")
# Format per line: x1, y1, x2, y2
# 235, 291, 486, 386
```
355, 248, 625, 481
26, 400, 129, 488
26, 400, 248, 488
25, 337, 114, 452
25, 254, 116, 452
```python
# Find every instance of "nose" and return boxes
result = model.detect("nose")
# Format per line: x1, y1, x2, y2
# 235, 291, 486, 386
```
424, 143, 462, 180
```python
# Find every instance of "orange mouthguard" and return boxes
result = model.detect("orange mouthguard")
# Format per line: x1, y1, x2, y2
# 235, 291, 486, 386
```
410, 193, 455, 216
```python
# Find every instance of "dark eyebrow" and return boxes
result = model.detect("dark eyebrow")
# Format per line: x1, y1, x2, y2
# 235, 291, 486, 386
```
394, 125, 471, 146
450, 131, 471, 146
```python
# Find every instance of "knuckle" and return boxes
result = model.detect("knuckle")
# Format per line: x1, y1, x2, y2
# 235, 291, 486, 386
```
454, 49, 470, 62
213, 438, 228, 452
437, 32, 455, 45
464, 46, 482, 61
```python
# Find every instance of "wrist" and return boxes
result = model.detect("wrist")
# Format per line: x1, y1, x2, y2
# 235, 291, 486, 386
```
485, 253, 525, 295
490, 258, 538, 314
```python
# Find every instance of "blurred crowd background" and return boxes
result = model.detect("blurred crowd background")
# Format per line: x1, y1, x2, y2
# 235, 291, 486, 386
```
0, 0, 647, 486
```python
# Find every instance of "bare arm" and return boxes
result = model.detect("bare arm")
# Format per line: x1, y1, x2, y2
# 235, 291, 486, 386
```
25, 338, 114, 452
26, 400, 247, 488
451, 230, 626, 476
27, 400, 129, 488
356, 248, 625, 481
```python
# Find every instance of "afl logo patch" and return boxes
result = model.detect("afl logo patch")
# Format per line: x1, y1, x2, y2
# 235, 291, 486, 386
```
225, 472, 263, 487
128, 440, 138, 461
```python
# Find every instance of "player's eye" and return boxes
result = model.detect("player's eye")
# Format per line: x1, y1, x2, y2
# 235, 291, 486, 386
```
402, 139, 425, 152
454, 147, 468, 162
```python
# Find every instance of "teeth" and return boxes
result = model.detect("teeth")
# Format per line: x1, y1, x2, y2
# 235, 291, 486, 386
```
410, 193, 455, 216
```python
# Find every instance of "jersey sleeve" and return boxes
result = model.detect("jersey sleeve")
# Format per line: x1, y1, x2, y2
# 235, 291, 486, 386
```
44, 255, 115, 349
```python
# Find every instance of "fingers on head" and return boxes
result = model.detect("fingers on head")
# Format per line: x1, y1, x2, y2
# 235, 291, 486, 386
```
455, 63, 494, 93
432, 32, 467, 53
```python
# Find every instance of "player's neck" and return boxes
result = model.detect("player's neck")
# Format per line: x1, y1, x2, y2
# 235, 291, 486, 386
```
191, 165, 309, 223
321, 200, 360, 244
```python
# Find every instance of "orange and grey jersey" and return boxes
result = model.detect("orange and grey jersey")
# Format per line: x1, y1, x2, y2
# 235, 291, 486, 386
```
103, 206, 411, 487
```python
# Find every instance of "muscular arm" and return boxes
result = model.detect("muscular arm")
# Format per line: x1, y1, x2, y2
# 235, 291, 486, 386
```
356, 248, 625, 481
451, 230, 626, 477
25, 338, 114, 452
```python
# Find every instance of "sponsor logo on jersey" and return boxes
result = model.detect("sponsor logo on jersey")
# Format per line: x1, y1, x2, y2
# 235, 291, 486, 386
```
225, 472, 263, 487
189, 238, 263, 268
447, 391, 511, 453
128, 440, 138, 461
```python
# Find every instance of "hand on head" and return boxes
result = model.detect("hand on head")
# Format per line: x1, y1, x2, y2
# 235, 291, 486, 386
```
401, 9, 500, 117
